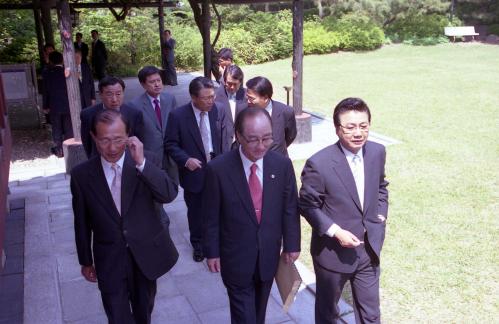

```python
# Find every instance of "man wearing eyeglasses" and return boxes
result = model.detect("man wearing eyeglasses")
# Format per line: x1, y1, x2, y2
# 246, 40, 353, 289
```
81, 76, 144, 158
203, 107, 300, 324
165, 76, 228, 262
71, 109, 178, 324
299, 97, 389, 324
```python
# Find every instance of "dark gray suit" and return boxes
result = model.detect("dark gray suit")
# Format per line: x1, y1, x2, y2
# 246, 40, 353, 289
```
268, 100, 297, 156
214, 85, 247, 150
203, 149, 300, 324
299, 141, 389, 323
71, 151, 179, 323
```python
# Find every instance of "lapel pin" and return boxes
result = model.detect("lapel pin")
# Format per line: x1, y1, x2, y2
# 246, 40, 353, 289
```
271, 174, 275, 179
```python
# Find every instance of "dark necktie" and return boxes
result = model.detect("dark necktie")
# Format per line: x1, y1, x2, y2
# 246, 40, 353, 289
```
153, 99, 162, 128
249, 163, 262, 223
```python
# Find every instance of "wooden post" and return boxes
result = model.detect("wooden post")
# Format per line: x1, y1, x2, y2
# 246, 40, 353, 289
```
40, 0, 55, 46
202, 0, 211, 78
292, 0, 311, 143
33, 1, 45, 67
158, 0, 167, 70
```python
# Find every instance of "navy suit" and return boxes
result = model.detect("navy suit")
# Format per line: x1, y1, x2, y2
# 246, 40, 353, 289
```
299, 141, 389, 323
165, 102, 227, 252
71, 151, 179, 323
80, 103, 144, 158
203, 149, 300, 323
42, 65, 73, 149
74, 41, 89, 63
214, 85, 247, 150
91, 39, 107, 80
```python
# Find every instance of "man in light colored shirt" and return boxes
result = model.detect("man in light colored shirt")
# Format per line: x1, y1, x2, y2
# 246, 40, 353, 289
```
299, 97, 389, 323
203, 107, 300, 324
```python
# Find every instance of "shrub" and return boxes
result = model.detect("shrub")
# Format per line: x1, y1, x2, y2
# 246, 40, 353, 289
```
303, 21, 340, 55
488, 24, 499, 36
386, 13, 455, 43
324, 13, 385, 51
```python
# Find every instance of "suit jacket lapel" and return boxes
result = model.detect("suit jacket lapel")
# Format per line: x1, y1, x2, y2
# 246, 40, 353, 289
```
120, 151, 139, 217
142, 94, 162, 132
261, 153, 277, 226
185, 104, 205, 156
88, 157, 121, 224
361, 144, 375, 214
208, 106, 220, 155
331, 143, 363, 213
227, 151, 259, 226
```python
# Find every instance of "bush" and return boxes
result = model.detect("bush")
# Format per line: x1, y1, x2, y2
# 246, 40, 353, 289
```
488, 24, 499, 36
324, 13, 385, 51
303, 21, 340, 55
386, 13, 455, 43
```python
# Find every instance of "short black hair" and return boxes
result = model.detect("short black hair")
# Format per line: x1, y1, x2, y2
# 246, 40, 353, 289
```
165, 29, 171, 34
43, 43, 54, 51
218, 48, 233, 61
138, 66, 161, 84
91, 109, 130, 136
234, 107, 272, 136
224, 65, 244, 84
246, 76, 273, 99
333, 97, 371, 127
48, 51, 63, 65
76, 32, 83, 38
189, 77, 214, 97
91, 29, 98, 34
98, 76, 126, 93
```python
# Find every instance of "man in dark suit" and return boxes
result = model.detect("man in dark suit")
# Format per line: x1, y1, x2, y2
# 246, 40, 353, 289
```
214, 64, 247, 150
162, 29, 177, 86
129, 65, 178, 227
91, 29, 108, 80
75, 48, 95, 109
246, 76, 297, 156
74, 32, 89, 64
81, 76, 144, 158
165, 76, 227, 262
203, 107, 301, 324
299, 97, 389, 324
42, 51, 73, 157
71, 109, 179, 324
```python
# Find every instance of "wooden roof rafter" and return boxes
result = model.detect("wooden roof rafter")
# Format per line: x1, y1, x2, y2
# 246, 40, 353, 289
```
0, 0, 179, 10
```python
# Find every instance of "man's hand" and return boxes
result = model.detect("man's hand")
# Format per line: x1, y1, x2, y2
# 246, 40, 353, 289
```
207, 258, 221, 273
185, 158, 202, 171
127, 136, 144, 166
282, 252, 300, 264
81, 265, 97, 282
377, 215, 386, 222
334, 229, 363, 248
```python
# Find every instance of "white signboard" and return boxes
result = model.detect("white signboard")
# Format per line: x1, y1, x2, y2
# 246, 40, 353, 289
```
1, 71, 29, 100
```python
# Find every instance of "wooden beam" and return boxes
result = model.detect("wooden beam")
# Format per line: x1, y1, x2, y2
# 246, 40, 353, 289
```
201, 0, 211, 78
292, 0, 303, 115
0, 1, 178, 10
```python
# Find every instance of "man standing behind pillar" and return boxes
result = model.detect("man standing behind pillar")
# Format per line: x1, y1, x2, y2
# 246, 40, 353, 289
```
91, 29, 108, 80
299, 97, 389, 323
162, 30, 178, 86
165, 77, 227, 262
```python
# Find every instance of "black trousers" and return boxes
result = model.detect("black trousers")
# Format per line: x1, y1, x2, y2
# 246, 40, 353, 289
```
164, 61, 177, 86
224, 258, 273, 324
183, 190, 203, 252
50, 112, 73, 148
313, 240, 381, 324
100, 249, 157, 324
93, 63, 106, 80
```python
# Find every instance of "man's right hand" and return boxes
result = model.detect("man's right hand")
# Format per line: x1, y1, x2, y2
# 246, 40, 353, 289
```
334, 229, 364, 248
81, 265, 97, 282
185, 158, 203, 171
207, 258, 221, 273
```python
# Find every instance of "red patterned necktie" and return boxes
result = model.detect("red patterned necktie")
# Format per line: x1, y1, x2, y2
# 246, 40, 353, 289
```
249, 163, 262, 223
153, 99, 162, 128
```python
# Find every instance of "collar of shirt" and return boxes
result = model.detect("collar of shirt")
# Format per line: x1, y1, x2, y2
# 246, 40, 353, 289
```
101, 152, 125, 187
239, 146, 263, 184
147, 94, 160, 110
264, 100, 273, 116
340, 143, 363, 164
191, 103, 208, 124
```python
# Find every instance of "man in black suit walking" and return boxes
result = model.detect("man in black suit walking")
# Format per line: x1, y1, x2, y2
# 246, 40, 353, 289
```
71, 109, 179, 324
42, 51, 73, 157
214, 64, 248, 150
91, 29, 108, 80
299, 98, 389, 323
80, 76, 144, 158
246, 76, 297, 156
203, 107, 301, 324
165, 77, 228, 262
74, 32, 89, 64
162, 29, 177, 86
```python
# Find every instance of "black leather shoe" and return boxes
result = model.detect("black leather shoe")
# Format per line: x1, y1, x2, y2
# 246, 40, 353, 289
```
193, 250, 204, 262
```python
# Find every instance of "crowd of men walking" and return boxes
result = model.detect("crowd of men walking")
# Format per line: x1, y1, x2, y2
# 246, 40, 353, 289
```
41, 38, 390, 324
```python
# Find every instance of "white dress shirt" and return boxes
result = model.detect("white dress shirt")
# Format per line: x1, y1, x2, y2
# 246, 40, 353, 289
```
239, 146, 263, 186
147, 94, 160, 112
192, 103, 213, 153
228, 92, 236, 121
101, 152, 145, 190
264, 100, 273, 117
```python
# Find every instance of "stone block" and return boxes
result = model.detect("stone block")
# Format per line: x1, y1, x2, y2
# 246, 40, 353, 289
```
266, 293, 292, 324
152, 295, 200, 323
199, 306, 231, 324
9, 198, 25, 210
57, 253, 81, 283
294, 112, 312, 144
340, 311, 356, 324
156, 273, 182, 299
67, 313, 108, 324
47, 179, 70, 189
60, 279, 104, 322
62, 139, 88, 174
169, 243, 205, 276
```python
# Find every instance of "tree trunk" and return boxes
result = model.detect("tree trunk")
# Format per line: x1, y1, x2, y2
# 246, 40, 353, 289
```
41, 1, 54, 46
158, 0, 167, 70
292, 0, 303, 115
201, 0, 211, 78
56, 0, 82, 141
33, 2, 45, 67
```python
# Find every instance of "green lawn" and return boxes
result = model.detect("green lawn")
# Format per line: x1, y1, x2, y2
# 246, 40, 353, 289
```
243, 43, 499, 322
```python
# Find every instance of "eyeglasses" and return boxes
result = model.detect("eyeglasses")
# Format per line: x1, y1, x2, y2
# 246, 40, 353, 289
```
197, 95, 216, 102
96, 137, 128, 146
240, 135, 273, 147
339, 124, 370, 134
